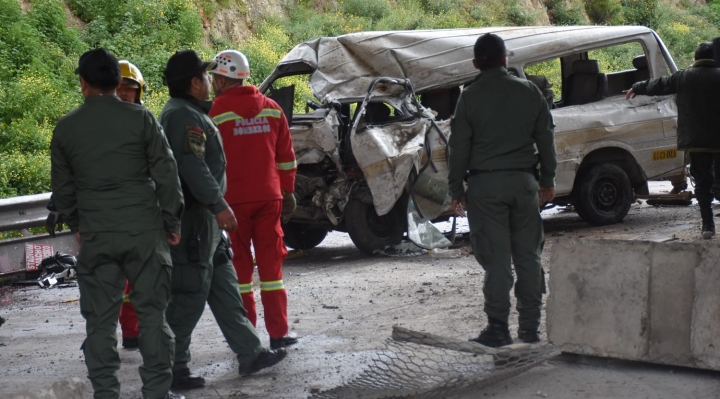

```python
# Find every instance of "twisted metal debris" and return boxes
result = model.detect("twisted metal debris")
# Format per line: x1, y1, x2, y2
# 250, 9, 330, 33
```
310, 327, 560, 399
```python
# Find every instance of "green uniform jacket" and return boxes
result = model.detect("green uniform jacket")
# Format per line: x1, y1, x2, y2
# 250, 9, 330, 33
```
51, 95, 183, 233
159, 97, 228, 215
631, 59, 720, 152
160, 97, 228, 266
448, 68, 557, 200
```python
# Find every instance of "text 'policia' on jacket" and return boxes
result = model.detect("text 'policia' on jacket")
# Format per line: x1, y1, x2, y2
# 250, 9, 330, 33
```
51, 95, 183, 233
632, 59, 720, 151
209, 85, 297, 204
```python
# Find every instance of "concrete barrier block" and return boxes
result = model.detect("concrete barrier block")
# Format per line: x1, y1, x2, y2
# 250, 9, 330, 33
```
547, 239, 720, 371
691, 249, 720, 370
547, 239, 651, 359
647, 243, 696, 364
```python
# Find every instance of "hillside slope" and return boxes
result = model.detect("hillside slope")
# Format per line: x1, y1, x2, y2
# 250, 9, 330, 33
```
0, 0, 719, 199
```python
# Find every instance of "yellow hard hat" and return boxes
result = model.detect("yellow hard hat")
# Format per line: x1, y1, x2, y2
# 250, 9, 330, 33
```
119, 60, 146, 103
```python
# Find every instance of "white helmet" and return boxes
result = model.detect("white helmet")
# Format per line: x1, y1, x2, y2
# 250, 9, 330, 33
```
211, 50, 250, 80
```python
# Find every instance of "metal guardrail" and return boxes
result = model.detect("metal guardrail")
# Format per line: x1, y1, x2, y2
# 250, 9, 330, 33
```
0, 192, 51, 233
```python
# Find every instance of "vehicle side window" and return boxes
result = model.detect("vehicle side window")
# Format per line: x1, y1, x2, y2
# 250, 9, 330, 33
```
588, 41, 647, 97
365, 102, 394, 123
354, 101, 404, 124
268, 74, 317, 115
524, 58, 562, 109
419, 87, 461, 120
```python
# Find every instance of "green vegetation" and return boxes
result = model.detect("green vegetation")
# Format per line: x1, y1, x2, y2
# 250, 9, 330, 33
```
1, 0, 720, 200
545, 0, 587, 25
622, 0, 657, 27
585, 0, 625, 25
0, 0, 84, 198
654, 1, 720, 68
65, 0, 205, 113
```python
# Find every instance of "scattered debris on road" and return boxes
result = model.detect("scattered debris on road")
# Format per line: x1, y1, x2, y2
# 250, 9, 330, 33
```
11, 253, 78, 289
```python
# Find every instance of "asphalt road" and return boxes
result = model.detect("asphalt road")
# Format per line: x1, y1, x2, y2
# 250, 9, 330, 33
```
2, 189, 720, 398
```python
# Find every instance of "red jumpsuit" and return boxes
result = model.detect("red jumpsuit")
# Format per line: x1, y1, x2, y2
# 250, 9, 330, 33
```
119, 281, 139, 339
210, 85, 297, 339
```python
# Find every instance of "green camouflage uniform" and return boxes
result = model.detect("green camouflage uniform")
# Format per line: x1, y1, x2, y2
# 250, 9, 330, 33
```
448, 68, 557, 331
51, 95, 184, 399
159, 97, 262, 373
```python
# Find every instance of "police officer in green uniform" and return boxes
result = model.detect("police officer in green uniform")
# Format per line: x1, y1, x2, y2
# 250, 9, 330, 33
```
159, 50, 287, 390
51, 49, 185, 399
448, 34, 557, 348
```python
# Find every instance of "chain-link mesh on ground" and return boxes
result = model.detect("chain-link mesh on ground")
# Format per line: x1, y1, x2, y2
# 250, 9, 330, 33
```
310, 327, 560, 399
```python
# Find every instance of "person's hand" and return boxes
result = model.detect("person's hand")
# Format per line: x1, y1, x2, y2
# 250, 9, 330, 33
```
539, 187, 556, 206
167, 232, 181, 246
624, 88, 636, 100
216, 208, 237, 231
281, 190, 297, 224
452, 196, 467, 217
45, 211, 63, 238
75, 232, 81, 245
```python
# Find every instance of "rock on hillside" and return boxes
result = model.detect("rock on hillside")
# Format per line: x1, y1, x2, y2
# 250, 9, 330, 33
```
205, 0, 289, 46
15, 0, 288, 47
526, 0, 552, 25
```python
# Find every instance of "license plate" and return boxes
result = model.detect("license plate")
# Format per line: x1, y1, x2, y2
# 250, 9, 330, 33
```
652, 149, 677, 161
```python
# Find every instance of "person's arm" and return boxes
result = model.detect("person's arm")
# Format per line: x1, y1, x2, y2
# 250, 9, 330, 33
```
448, 94, 473, 201
532, 86, 557, 189
162, 109, 228, 215
143, 110, 184, 234
50, 132, 80, 232
275, 111, 297, 193
631, 71, 681, 97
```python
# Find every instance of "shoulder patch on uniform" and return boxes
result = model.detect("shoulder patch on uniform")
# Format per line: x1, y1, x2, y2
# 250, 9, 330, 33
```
185, 126, 206, 157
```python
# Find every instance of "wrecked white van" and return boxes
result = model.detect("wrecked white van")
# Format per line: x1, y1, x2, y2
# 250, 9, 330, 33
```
259, 26, 685, 254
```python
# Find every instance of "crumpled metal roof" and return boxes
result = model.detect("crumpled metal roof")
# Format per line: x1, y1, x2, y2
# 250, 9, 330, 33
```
270, 25, 654, 101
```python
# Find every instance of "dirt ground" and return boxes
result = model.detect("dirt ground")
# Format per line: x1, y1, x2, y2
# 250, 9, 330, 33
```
2, 182, 720, 398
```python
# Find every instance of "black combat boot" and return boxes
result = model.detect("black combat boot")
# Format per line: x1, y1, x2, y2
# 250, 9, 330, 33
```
517, 329, 541, 343
701, 206, 715, 239
469, 319, 513, 348
238, 348, 287, 376
122, 337, 139, 349
270, 332, 298, 349
171, 368, 206, 389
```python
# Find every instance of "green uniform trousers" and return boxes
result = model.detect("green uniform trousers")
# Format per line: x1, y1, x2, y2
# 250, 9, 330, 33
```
77, 230, 175, 399
166, 207, 262, 372
466, 171, 545, 330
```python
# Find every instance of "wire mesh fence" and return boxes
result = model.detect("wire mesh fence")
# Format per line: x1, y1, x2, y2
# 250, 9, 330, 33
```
310, 327, 560, 399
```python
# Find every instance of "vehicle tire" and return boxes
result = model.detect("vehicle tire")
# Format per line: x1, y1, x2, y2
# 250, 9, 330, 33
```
345, 196, 407, 255
282, 222, 328, 250
574, 163, 633, 226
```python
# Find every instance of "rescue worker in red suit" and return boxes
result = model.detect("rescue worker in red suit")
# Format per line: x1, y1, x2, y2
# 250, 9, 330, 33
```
117, 60, 148, 349
208, 50, 299, 349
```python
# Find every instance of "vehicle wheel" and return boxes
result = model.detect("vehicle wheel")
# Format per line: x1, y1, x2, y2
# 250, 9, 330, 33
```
282, 222, 328, 250
574, 163, 633, 226
345, 196, 407, 255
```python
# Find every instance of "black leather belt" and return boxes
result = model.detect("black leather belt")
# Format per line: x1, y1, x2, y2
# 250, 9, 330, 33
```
469, 167, 535, 176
